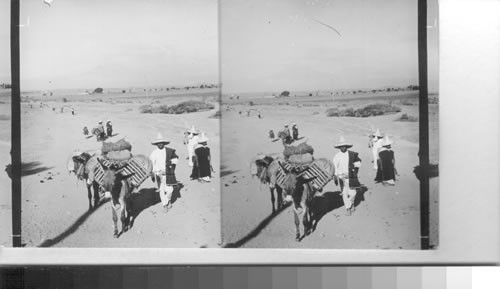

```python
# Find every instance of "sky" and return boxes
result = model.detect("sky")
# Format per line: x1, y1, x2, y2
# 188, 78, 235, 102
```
220, 0, 439, 93
0, 0, 438, 92
2, 0, 218, 91
0, 1, 10, 86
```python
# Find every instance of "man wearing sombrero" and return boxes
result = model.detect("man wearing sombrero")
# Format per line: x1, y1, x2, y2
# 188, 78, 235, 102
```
369, 128, 384, 170
186, 125, 200, 167
292, 122, 299, 140
333, 136, 362, 216
150, 133, 179, 212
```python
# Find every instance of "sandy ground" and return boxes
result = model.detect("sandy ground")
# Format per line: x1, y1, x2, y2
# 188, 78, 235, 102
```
0, 91, 12, 247
221, 92, 439, 249
19, 90, 221, 247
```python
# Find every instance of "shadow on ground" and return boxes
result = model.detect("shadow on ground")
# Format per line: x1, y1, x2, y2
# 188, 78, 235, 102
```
9, 162, 56, 177
128, 183, 184, 228
310, 186, 368, 232
223, 203, 291, 248
38, 199, 109, 247
223, 185, 369, 248
220, 165, 240, 178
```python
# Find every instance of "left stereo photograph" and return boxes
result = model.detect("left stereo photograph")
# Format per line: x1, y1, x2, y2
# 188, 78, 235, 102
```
0, 1, 11, 248
9, 0, 221, 248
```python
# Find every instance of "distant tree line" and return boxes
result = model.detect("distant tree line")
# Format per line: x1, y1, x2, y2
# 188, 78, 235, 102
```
272, 84, 420, 98
90, 83, 219, 94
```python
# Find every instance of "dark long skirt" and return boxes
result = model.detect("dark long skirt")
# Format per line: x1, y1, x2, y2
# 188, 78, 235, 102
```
375, 150, 395, 182
195, 146, 211, 178
190, 155, 199, 179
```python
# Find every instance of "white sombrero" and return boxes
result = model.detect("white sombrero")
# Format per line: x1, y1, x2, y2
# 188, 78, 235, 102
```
334, 136, 353, 148
381, 136, 394, 147
151, 133, 170, 145
370, 128, 383, 138
188, 125, 199, 135
198, 132, 209, 143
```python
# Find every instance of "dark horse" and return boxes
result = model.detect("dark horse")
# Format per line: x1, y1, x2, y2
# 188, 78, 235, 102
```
97, 158, 135, 238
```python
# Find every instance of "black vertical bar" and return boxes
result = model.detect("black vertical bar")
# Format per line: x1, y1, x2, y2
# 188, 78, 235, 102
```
418, 0, 430, 250
10, 0, 21, 247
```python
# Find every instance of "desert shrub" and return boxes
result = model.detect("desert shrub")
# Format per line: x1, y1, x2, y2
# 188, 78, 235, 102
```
93, 87, 103, 94
326, 103, 401, 118
62, 97, 68, 103
139, 105, 153, 113
122, 90, 126, 93
210, 110, 221, 118
400, 99, 415, 106
357, 103, 401, 117
396, 114, 418, 122
141, 101, 214, 114
249, 101, 254, 106
326, 108, 339, 117
279, 91, 290, 97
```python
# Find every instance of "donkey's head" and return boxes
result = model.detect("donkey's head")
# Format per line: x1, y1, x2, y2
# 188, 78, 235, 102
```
97, 158, 134, 199
70, 152, 91, 180
278, 161, 316, 202
252, 156, 274, 178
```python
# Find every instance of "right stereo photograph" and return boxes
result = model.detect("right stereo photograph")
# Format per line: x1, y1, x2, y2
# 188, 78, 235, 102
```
220, 0, 439, 249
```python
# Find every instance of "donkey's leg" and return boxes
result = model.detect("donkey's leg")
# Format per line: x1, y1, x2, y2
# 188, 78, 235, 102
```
120, 201, 128, 233
303, 205, 312, 236
276, 186, 283, 210
269, 187, 276, 212
125, 197, 133, 229
92, 182, 100, 208
112, 207, 119, 238
87, 185, 92, 210
293, 206, 301, 241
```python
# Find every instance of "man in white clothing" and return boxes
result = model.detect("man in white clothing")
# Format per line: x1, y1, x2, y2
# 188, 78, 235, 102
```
186, 126, 200, 167
333, 136, 362, 216
150, 133, 179, 212
369, 129, 384, 170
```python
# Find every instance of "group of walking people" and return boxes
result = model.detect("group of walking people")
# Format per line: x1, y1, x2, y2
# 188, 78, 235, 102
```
332, 128, 397, 216
270, 122, 299, 144
82, 120, 113, 140
149, 126, 212, 212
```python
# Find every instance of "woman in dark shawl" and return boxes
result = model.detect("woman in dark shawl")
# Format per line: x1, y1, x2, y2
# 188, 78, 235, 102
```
375, 136, 396, 185
193, 133, 212, 182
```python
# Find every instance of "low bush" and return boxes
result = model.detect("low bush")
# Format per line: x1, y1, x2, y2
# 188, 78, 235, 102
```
139, 101, 214, 114
326, 103, 401, 118
396, 113, 418, 122
139, 105, 153, 113
400, 99, 415, 106
210, 110, 221, 118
